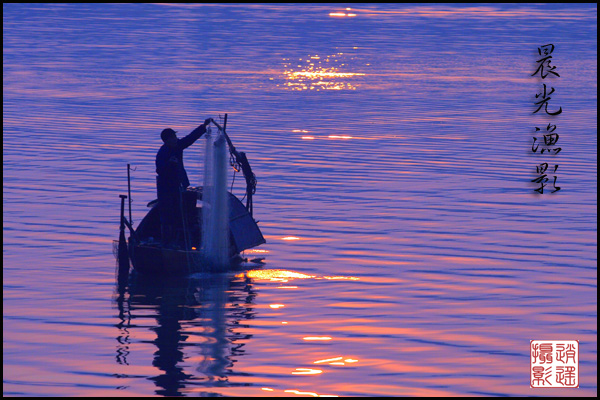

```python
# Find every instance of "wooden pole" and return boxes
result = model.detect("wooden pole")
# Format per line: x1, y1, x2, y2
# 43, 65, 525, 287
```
118, 195, 129, 268
127, 164, 133, 225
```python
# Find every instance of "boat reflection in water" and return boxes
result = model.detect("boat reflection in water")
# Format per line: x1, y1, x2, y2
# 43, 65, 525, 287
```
113, 266, 257, 396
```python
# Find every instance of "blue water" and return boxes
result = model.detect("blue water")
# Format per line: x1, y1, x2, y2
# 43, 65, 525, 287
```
3, 3, 597, 397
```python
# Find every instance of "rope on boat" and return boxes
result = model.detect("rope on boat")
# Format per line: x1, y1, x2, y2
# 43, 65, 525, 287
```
209, 119, 257, 217
230, 166, 237, 193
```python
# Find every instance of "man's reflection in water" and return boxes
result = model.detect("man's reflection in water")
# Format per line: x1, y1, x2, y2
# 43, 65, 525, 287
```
114, 268, 257, 396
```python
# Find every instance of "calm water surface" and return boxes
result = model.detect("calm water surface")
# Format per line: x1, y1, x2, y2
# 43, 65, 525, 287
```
3, 3, 597, 397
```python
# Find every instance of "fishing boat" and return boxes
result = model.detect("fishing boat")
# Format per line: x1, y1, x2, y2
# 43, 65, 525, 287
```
115, 116, 266, 275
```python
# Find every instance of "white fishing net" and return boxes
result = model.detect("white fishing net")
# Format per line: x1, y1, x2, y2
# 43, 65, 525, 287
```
201, 126, 230, 269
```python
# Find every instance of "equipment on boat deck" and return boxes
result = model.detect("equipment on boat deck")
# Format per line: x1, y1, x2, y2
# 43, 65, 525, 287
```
115, 115, 265, 275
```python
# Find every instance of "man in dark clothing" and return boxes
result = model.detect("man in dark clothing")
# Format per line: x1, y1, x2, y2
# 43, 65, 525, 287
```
156, 118, 212, 246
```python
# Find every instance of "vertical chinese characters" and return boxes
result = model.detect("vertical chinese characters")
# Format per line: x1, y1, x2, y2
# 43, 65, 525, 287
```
531, 44, 562, 193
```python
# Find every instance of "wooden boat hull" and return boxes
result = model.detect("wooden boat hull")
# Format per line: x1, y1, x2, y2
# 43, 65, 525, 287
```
124, 187, 265, 276
129, 244, 244, 275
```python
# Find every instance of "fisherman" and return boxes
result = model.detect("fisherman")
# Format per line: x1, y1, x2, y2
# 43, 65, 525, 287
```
156, 118, 212, 246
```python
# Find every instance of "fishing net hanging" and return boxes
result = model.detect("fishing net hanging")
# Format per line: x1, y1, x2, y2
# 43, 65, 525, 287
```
200, 126, 230, 269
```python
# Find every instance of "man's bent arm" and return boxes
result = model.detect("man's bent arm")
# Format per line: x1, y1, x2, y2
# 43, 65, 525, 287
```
179, 124, 207, 149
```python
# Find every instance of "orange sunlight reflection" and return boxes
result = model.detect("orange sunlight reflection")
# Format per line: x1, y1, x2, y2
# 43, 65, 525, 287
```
329, 12, 357, 17
291, 368, 323, 375
239, 269, 315, 281
320, 276, 360, 281
314, 356, 343, 364
328, 135, 353, 139
260, 387, 336, 397
280, 52, 365, 91
313, 356, 359, 367
303, 336, 333, 341
284, 389, 334, 397
235, 269, 360, 283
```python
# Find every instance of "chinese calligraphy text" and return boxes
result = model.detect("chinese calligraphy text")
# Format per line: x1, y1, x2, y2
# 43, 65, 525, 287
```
531, 44, 562, 193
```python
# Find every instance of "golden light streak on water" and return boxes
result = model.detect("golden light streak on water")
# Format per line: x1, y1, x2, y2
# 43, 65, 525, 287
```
291, 368, 323, 375
303, 336, 333, 341
314, 356, 343, 364
312, 356, 357, 367
282, 389, 339, 397
289, 71, 364, 78
236, 269, 316, 281
281, 52, 365, 91
328, 135, 353, 139
261, 387, 339, 397
269, 304, 285, 309
236, 269, 359, 285
329, 12, 356, 18
282, 236, 300, 240
285, 390, 318, 396
320, 276, 360, 281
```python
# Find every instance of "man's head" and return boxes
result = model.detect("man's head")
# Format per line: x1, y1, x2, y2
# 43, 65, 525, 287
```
161, 128, 178, 148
